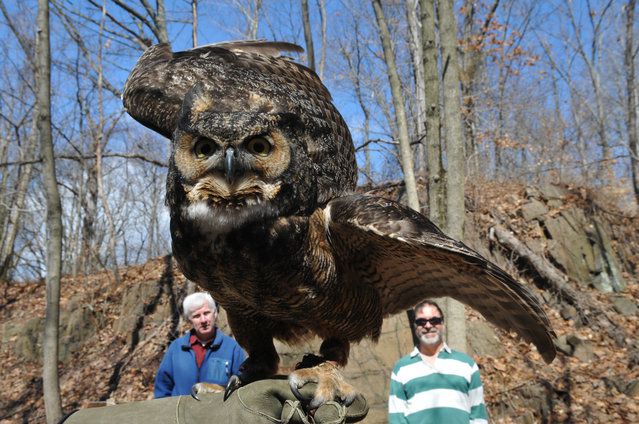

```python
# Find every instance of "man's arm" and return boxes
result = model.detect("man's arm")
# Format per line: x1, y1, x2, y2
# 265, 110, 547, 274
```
468, 365, 489, 424
388, 369, 410, 424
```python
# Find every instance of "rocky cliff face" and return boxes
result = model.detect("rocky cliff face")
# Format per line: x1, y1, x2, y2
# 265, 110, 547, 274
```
1, 182, 637, 423
505, 184, 626, 293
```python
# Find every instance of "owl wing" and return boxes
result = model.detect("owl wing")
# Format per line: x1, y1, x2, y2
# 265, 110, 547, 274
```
325, 194, 557, 363
122, 41, 309, 139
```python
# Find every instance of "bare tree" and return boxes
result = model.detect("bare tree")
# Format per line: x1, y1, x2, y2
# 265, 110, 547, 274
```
566, 0, 615, 184
301, 0, 316, 71
459, 0, 499, 164
316, 0, 327, 79
94, 1, 121, 283
492, 2, 537, 180
0, 124, 34, 283
537, 37, 591, 181
0, 1, 37, 283
372, 0, 420, 212
70, 0, 171, 50
106, 0, 169, 44
438, 0, 467, 353
49, 0, 173, 279
0, 80, 35, 283
420, 0, 444, 226
625, 0, 639, 205
233, 0, 262, 39
36, 0, 63, 421
406, 0, 427, 174
192, 0, 198, 47
339, 25, 374, 182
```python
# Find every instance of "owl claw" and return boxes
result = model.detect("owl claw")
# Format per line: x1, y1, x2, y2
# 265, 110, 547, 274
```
191, 385, 201, 401
224, 375, 243, 401
191, 382, 225, 400
288, 360, 358, 409
290, 381, 304, 403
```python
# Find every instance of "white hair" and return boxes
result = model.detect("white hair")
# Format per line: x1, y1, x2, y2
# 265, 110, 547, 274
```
182, 291, 217, 319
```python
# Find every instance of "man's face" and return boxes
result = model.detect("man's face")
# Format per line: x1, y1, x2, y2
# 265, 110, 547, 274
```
414, 305, 444, 349
189, 303, 217, 341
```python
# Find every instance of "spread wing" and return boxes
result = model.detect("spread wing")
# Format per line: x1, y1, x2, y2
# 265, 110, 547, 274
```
122, 41, 310, 139
325, 194, 557, 363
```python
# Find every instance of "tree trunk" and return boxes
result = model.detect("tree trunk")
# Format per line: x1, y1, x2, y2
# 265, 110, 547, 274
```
301, 0, 315, 71
191, 0, 198, 47
0, 0, 37, 283
155, 0, 169, 44
439, 0, 466, 240
420, 0, 444, 226
550, 71, 566, 182
625, 0, 639, 206
317, 0, 327, 79
489, 225, 582, 309
96, 0, 120, 283
459, 0, 500, 172
372, 0, 420, 212
460, 0, 477, 164
339, 30, 372, 183
567, 1, 614, 185
0, 139, 34, 282
37, 0, 63, 422
81, 163, 98, 273
406, 0, 426, 174
244, 0, 262, 39
438, 0, 467, 353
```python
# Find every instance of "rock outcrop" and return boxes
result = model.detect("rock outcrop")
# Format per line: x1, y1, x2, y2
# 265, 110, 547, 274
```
1, 182, 637, 423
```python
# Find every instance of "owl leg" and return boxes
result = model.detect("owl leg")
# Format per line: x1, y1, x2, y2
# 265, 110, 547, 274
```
288, 338, 358, 409
222, 340, 279, 400
235, 342, 280, 382
221, 313, 280, 400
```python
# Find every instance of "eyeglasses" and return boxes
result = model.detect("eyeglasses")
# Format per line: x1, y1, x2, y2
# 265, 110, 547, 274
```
414, 317, 443, 327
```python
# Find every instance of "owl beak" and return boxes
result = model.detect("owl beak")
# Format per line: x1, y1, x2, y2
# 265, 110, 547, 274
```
224, 147, 238, 184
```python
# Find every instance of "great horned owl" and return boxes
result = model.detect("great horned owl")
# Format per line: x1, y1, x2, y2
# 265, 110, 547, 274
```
123, 41, 556, 407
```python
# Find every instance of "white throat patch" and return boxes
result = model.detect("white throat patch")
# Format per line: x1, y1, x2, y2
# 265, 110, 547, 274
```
183, 201, 235, 235
182, 200, 278, 237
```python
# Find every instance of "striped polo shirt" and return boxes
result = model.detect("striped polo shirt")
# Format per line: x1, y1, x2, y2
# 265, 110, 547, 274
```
388, 344, 488, 424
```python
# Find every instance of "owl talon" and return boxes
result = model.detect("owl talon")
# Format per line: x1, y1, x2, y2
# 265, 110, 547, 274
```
191, 382, 225, 401
288, 361, 358, 409
290, 382, 304, 404
224, 375, 243, 401
191, 385, 201, 401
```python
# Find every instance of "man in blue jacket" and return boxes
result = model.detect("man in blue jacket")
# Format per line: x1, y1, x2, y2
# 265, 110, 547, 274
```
154, 291, 246, 397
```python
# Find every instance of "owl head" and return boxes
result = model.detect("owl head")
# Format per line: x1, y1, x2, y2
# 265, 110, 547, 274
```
123, 42, 357, 234
166, 82, 319, 234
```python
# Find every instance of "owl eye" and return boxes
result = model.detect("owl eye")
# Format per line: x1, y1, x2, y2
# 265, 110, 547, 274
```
245, 137, 272, 157
193, 138, 216, 158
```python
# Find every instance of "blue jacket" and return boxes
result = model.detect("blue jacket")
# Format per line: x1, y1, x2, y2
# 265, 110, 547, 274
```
154, 328, 246, 398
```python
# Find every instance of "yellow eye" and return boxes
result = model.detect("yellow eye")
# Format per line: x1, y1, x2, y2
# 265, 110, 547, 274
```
194, 138, 215, 158
246, 137, 272, 157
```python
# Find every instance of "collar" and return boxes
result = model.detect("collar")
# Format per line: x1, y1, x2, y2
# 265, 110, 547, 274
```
410, 342, 451, 358
181, 328, 223, 351
189, 332, 209, 347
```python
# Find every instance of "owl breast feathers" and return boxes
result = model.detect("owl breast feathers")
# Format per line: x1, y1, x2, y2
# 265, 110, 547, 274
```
123, 40, 555, 405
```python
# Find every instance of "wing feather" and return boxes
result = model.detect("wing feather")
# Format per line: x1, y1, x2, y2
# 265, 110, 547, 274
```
326, 194, 557, 363
188, 40, 304, 57
122, 41, 313, 139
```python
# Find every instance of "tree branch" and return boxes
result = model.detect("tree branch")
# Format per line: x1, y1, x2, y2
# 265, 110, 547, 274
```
0, 153, 167, 168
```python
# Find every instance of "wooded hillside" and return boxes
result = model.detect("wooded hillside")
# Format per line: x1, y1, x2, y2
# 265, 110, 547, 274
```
1, 181, 637, 423
2, 1, 639, 423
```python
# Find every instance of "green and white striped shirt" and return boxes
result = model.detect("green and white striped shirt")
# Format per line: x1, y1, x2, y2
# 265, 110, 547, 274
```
388, 344, 488, 424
